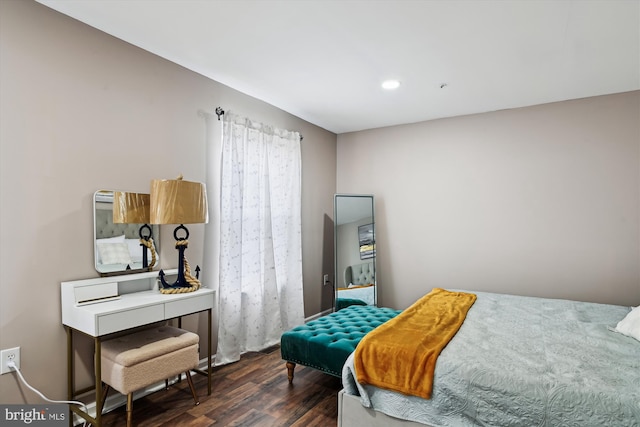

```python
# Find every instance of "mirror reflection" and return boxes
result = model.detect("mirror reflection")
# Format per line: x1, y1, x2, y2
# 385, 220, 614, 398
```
334, 194, 376, 310
94, 190, 160, 275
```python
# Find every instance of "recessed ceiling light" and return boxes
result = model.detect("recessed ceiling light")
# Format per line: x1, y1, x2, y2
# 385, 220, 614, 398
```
381, 79, 401, 90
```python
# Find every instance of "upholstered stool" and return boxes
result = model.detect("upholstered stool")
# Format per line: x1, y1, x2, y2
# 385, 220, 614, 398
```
100, 325, 200, 427
281, 305, 401, 382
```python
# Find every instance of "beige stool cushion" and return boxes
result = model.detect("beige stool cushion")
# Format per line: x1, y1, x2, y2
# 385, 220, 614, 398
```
101, 325, 199, 395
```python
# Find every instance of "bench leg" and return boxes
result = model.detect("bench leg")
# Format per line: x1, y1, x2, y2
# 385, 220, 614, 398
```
185, 371, 200, 406
126, 393, 133, 427
286, 362, 296, 384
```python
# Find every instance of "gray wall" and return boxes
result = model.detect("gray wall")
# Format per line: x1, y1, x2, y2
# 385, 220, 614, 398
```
338, 91, 640, 310
2, 0, 638, 408
0, 0, 336, 403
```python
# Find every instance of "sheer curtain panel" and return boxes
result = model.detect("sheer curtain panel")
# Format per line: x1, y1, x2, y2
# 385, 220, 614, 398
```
216, 112, 304, 365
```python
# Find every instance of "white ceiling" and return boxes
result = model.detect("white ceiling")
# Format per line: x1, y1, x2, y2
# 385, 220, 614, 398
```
37, 0, 639, 134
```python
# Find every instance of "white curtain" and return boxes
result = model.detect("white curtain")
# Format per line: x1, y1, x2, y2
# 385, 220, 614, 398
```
216, 112, 305, 365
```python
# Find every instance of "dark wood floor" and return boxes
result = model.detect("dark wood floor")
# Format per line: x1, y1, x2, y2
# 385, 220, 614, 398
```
99, 346, 343, 426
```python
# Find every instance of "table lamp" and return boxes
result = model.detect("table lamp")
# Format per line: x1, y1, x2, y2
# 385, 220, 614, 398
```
150, 175, 208, 293
112, 191, 156, 269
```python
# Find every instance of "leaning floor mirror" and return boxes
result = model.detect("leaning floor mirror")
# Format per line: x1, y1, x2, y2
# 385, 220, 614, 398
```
334, 194, 376, 310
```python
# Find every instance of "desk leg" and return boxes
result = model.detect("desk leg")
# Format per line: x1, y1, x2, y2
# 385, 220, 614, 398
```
95, 337, 102, 427
66, 329, 99, 427
207, 308, 212, 395
66, 327, 73, 427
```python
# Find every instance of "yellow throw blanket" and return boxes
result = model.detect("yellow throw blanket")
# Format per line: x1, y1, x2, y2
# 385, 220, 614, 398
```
354, 288, 476, 399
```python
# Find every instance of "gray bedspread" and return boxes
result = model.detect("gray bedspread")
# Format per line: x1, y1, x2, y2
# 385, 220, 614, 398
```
342, 291, 640, 426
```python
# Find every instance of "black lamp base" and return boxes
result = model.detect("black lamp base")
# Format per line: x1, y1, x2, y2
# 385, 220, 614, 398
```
158, 224, 201, 292
139, 224, 153, 269
159, 242, 189, 288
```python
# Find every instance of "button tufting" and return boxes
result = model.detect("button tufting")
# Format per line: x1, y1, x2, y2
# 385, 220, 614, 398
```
281, 305, 401, 377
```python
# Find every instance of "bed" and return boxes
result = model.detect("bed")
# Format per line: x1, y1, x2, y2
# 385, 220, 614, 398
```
336, 262, 376, 308
340, 289, 640, 427
94, 207, 158, 274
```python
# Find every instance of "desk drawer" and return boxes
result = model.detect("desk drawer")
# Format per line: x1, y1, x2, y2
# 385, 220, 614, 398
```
166, 294, 213, 319
97, 305, 164, 335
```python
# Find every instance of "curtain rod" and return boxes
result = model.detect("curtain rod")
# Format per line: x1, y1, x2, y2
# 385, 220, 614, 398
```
215, 107, 303, 141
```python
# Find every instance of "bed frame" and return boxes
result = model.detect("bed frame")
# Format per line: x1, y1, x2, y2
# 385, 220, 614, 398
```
338, 391, 432, 427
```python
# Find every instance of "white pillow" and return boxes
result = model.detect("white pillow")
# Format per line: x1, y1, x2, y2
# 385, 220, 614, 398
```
98, 234, 125, 243
614, 306, 640, 342
97, 242, 132, 265
125, 238, 153, 263
96, 235, 125, 263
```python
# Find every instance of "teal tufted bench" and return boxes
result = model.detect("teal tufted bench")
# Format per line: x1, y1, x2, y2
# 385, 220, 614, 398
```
280, 305, 401, 383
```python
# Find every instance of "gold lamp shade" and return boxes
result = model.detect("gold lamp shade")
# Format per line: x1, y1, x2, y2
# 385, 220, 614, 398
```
112, 192, 150, 224
112, 191, 156, 269
150, 175, 207, 293
150, 177, 208, 225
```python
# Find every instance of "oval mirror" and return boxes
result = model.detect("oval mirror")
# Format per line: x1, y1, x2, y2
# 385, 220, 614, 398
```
334, 194, 376, 310
93, 189, 160, 275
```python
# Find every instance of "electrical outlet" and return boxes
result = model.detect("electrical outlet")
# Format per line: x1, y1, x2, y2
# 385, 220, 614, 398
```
1, 347, 20, 374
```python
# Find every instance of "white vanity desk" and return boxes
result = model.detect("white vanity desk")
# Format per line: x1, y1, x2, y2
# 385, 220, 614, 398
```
61, 269, 214, 427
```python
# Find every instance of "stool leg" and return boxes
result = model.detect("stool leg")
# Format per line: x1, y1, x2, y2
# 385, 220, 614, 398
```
126, 393, 133, 427
185, 371, 199, 406
100, 384, 110, 415
286, 362, 296, 384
